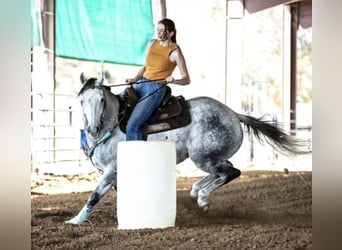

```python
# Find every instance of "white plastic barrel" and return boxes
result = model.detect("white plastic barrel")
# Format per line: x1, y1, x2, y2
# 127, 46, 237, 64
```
117, 141, 176, 229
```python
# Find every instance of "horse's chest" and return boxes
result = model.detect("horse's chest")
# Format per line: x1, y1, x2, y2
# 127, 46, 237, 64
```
90, 144, 117, 170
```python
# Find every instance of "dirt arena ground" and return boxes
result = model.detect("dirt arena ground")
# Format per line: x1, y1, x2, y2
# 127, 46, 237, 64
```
31, 170, 312, 249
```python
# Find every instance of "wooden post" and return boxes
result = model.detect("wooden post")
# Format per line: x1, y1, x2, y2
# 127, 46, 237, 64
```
225, 0, 244, 111
282, 5, 291, 132
290, 4, 298, 135
152, 0, 167, 24
160, 0, 166, 18
40, 0, 56, 162
282, 4, 298, 134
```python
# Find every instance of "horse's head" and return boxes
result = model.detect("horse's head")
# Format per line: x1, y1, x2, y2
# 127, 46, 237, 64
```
78, 73, 109, 139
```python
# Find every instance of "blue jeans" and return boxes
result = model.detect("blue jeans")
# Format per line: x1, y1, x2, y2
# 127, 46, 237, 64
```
126, 77, 167, 140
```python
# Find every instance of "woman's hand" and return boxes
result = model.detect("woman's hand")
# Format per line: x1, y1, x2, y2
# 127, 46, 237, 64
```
165, 76, 175, 84
125, 78, 137, 85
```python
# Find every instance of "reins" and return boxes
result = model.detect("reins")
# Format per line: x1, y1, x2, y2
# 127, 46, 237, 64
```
105, 78, 168, 104
137, 84, 167, 104
104, 78, 165, 88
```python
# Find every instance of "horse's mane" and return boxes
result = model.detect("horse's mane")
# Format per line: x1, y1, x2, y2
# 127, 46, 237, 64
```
78, 78, 111, 97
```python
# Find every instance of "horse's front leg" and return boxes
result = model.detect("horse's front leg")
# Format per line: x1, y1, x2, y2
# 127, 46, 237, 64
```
65, 167, 116, 225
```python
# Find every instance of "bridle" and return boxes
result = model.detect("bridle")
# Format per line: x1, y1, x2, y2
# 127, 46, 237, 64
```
83, 85, 118, 158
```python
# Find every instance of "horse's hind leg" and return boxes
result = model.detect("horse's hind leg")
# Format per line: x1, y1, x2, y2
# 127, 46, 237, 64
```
189, 174, 217, 198
196, 160, 241, 209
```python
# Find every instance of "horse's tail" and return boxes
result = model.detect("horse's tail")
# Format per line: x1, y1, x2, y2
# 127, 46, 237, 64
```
237, 113, 311, 156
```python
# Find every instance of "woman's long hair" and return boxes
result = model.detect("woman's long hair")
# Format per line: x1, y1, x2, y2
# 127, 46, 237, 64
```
158, 18, 177, 43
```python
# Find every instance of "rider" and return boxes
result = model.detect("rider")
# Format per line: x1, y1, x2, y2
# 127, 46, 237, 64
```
125, 18, 190, 140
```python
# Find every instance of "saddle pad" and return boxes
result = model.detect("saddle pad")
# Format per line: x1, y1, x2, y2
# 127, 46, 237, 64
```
119, 96, 191, 135
146, 96, 191, 134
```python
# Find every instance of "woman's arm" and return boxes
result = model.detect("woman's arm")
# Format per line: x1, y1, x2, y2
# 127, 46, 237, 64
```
167, 47, 190, 85
126, 40, 155, 84
126, 66, 146, 84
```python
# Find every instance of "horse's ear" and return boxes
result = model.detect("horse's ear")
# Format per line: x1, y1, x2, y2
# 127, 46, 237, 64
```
80, 72, 87, 84
95, 75, 104, 87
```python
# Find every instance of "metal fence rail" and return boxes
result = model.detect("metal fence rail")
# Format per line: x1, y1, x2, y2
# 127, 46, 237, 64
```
31, 92, 312, 174
30, 92, 89, 172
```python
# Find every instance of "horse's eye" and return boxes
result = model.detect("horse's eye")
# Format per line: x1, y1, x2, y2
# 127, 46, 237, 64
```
80, 100, 84, 105
101, 98, 105, 104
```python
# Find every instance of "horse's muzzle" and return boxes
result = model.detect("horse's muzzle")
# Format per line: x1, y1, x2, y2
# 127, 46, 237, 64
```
87, 126, 100, 139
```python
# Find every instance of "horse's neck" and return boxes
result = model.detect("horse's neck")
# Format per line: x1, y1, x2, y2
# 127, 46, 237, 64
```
102, 90, 119, 130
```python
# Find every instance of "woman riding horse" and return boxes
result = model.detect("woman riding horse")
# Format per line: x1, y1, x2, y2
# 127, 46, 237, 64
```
124, 18, 190, 140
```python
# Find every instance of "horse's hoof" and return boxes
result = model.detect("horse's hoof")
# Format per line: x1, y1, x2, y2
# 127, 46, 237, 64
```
197, 189, 209, 207
190, 195, 197, 203
199, 205, 209, 213
189, 189, 198, 198
65, 218, 79, 225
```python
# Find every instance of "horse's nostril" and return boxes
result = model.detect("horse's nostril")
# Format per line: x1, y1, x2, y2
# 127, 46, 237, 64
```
87, 126, 100, 136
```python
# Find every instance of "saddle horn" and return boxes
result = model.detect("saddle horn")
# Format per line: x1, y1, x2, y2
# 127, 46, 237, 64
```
95, 73, 104, 87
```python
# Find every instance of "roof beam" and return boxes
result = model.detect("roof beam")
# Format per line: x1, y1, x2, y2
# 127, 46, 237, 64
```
244, 0, 302, 14
298, 0, 312, 28
243, 0, 311, 28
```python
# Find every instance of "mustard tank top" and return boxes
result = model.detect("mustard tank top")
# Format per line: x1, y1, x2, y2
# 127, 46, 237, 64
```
143, 39, 178, 81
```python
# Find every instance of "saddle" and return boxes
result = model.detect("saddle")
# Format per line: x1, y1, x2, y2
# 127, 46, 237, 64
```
118, 86, 191, 135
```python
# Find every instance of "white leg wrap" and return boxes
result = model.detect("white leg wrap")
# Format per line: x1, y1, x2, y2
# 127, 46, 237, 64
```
197, 189, 209, 208
190, 185, 200, 198
65, 205, 92, 225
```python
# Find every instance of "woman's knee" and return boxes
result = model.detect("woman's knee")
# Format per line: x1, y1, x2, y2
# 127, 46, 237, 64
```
126, 123, 143, 140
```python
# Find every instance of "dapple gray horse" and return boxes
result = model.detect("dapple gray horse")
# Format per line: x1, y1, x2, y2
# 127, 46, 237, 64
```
65, 74, 309, 225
